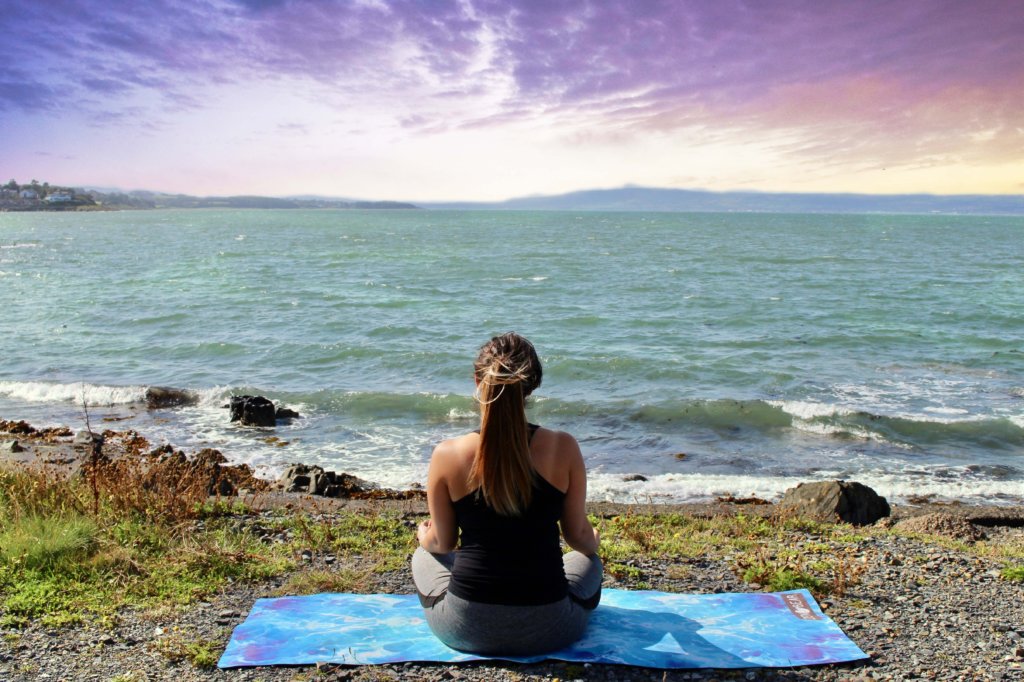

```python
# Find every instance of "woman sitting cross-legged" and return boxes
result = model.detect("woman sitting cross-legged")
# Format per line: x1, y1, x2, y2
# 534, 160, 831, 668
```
412, 332, 603, 656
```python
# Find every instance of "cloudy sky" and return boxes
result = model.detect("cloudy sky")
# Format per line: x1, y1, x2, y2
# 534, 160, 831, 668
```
2, 0, 1022, 201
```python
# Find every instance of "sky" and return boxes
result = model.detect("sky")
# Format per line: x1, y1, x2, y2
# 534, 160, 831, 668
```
2, 0, 1023, 202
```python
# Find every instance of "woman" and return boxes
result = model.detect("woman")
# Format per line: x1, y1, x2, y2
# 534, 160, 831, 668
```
412, 332, 603, 656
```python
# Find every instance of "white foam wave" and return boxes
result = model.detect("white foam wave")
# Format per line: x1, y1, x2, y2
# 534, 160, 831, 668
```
0, 380, 229, 408
785, 419, 913, 449
587, 471, 1024, 506
767, 400, 852, 420
587, 472, 809, 504
0, 243, 41, 249
0, 380, 148, 406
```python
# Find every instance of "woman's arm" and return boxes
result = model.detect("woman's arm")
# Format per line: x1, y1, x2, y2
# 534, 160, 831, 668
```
418, 441, 459, 554
559, 433, 600, 556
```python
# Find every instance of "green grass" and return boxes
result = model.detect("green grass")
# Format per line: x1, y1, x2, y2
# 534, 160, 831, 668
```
741, 563, 827, 593
1002, 565, 1024, 582
0, 467, 298, 627
0, 513, 98, 571
152, 629, 222, 668
595, 510, 872, 598
0, 464, 422, 631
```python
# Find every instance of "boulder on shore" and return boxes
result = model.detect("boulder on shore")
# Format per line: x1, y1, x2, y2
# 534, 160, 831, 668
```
278, 463, 376, 497
145, 386, 199, 409
277, 463, 423, 500
229, 395, 277, 427
777, 480, 890, 525
228, 395, 301, 427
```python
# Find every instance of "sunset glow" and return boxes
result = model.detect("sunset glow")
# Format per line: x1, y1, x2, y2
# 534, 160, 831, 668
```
2, 0, 1022, 201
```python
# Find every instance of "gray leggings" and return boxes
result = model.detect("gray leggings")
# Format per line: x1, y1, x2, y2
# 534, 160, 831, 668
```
411, 547, 603, 656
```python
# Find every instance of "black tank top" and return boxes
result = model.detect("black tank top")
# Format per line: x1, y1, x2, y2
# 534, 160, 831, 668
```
447, 427, 569, 606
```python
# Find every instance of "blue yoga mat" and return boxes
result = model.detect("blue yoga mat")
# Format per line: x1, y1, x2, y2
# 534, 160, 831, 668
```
219, 588, 867, 669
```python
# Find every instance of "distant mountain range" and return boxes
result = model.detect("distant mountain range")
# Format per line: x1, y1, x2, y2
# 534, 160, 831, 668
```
66, 185, 1024, 215
424, 186, 1024, 215
112, 191, 417, 210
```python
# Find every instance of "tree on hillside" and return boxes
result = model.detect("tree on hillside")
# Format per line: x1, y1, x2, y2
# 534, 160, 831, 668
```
4, 179, 16, 190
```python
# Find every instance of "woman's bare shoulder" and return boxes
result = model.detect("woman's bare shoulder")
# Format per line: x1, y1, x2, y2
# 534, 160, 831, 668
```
432, 432, 480, 461
535, 427, 582, 455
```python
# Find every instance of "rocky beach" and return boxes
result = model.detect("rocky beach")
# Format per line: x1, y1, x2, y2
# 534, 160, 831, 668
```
1, 419, 1023, 682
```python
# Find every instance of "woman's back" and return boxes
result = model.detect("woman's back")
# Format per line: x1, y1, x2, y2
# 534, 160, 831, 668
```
449, 471, 568, 605
412, 332, 602, 655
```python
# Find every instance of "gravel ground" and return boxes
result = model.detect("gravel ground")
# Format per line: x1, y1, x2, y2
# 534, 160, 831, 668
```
2, 505, 1022, 682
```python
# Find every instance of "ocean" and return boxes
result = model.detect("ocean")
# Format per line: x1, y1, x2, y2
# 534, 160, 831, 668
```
1, 209, 1021, 504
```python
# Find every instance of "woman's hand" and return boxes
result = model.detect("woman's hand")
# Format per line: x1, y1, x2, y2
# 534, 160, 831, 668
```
417, 519, 433, 546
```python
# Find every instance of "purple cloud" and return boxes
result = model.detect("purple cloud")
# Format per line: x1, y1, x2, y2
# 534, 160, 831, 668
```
3, 0, 1022, 180
6, 1, 1021, 117
0, 77, 59, 112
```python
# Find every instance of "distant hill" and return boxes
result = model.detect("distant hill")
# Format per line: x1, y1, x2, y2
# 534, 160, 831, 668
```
124, 192, 417, 210
425, 186, 1024, 215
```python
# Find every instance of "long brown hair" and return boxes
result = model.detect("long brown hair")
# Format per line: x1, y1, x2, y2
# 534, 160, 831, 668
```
468, 332, 543, 516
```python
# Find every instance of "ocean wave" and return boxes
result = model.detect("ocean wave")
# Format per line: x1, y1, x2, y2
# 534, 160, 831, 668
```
3, 380, 1021, 452
586, 471, 1024, 506
0, 380, 227, 408
537, 397, 1024, 451
0, 380, 149, 406
303, 391, 1024, 451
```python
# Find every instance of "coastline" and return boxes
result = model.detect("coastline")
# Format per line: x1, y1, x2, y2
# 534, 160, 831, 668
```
2, 418, 1023, 681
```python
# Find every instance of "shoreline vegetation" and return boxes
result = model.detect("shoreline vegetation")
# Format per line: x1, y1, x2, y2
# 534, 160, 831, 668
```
1, 418, 1023, 680
0, 179, 418, 212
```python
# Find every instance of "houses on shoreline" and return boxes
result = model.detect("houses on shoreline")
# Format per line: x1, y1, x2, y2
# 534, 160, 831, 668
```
0, 180, 100, 211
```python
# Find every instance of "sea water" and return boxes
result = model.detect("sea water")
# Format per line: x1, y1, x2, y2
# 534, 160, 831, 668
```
1, 209, 1021, 504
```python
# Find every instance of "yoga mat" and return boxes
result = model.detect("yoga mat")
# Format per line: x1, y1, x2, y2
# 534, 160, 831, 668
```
219, 588, 867, 669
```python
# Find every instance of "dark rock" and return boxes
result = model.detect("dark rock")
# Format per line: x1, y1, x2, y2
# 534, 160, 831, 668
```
280, 463, 325, 493
0, 419, 35, 435
2, 440, 24, 453
777, 479, 890, 525
276, 406, 301, 421
229, 395, 276, 427
623, 474, 648, 482
73, 430, 105, 449
277, 463, 393, 498
145, 386, 198, 409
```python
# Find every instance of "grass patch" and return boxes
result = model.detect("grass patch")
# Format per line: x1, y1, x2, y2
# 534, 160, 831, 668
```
1002, 565, 1024, 582
741, 563, 827, 593
276, 568, 375, 595
594, 510, 871, 598
0, 458, 422, 629
605, 562, 643, 581
0, 466, 297, 627
0, 513, 98, 571
152, 629, 221, 669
